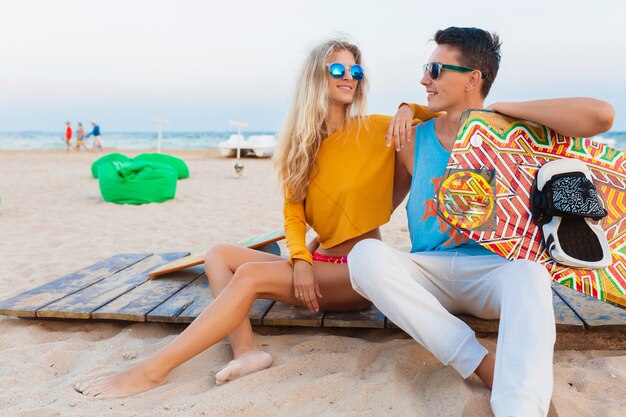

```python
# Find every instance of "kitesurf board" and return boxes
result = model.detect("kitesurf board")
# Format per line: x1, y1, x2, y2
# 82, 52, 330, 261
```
148, 228, 285, 279
437, 110, 626, 308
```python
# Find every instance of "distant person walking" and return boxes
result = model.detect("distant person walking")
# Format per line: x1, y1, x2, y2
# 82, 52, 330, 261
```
76, 122, 86, 151
65, 121, 73, 151
86, 121, 103, 151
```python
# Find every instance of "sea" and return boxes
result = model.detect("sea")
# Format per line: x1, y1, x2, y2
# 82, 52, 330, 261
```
1, 130, 625, 151
0, 131, 275, 151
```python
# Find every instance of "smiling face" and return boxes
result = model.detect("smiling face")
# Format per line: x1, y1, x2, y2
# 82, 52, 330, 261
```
326, 49, 359, 107
420, 44, 480, 113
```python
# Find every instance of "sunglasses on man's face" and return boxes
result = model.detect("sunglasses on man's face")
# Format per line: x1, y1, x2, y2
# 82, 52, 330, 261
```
327, 63, 364, 81
423, 62, 485, 80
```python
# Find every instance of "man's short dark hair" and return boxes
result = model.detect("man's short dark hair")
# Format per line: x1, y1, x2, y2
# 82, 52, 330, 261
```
434, 27, 501, 98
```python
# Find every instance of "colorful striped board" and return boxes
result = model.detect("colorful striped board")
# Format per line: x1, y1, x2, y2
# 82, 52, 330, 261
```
438, 110, 626, 308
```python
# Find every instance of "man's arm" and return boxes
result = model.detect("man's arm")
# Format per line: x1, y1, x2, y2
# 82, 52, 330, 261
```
488, 98, 615, 137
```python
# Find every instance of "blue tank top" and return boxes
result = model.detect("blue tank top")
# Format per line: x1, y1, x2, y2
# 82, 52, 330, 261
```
406, 119, 490, 255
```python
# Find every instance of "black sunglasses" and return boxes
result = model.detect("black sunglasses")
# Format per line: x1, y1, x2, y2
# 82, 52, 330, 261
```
423, 62, 485, 80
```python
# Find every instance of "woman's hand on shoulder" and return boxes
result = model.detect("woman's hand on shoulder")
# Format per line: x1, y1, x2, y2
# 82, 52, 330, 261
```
292, 259, 322, 312
386, 104, 414, 152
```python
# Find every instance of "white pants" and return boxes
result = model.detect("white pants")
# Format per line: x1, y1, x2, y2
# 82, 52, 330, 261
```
348, 239, 556, 417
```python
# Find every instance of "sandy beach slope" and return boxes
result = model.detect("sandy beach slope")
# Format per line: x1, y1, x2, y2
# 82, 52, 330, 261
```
0, 150, 624, 416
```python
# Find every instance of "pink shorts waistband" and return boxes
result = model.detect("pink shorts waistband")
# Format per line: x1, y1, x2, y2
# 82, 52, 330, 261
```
312, 252, 348, 264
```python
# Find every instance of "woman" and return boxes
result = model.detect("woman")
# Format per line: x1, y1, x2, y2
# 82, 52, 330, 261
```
75, 38, 434, 398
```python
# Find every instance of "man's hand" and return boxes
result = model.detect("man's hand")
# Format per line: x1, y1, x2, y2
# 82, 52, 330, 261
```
386, 104, 414, 151
292, 259, 322, 312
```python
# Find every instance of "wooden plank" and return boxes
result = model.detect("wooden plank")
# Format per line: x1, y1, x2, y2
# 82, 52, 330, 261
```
323, 305, 385, 328
0, 253, 151, 317
254, 242, 281, 256
457, 291, 586, 332
176, 277, 213, 323
0, 251, 602, 335
551, 288, 585, 331
385, 315, 499, 332
263, 302, 323, 327
91, 266, 205, 321
552, 282, 626, 330
176, 287, 273, 324
385, 290, 583, 334
385, 318, 400, 330
148, 229, 285, 279
235, 228, 285, 248
148, 253, 205, 280
146, 276, 275, 325
36, 252, 188, 319
387, 316, 498, 332
248, 299, 275, 326
147, 274, 211, 323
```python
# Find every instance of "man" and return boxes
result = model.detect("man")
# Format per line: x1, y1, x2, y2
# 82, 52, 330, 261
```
86, 121, 103, 151
348, 27, 614, 417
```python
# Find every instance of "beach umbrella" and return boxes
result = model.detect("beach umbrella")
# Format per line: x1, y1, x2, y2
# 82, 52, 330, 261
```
152, 117, 170, 153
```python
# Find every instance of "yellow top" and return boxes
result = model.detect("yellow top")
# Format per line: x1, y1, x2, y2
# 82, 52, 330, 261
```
284, 105, 438, 264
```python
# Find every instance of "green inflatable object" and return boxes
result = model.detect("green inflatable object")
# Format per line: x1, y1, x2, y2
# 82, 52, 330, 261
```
98, 160, 178, 204
134, 153, 189, 179
91, 153, 132, 178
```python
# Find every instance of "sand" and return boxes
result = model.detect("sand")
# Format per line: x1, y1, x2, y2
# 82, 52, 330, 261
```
0, 149, 624, 416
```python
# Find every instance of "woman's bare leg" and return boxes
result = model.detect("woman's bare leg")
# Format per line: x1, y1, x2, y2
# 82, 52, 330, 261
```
207, 246, 371, 384
75, 258, 368, 398
204, 244, 281, 384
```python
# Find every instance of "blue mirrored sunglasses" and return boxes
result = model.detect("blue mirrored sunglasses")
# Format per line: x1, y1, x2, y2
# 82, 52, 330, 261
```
327, 63, 364, 80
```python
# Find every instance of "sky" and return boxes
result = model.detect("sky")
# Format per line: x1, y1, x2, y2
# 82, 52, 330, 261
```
1, 0, 624, 132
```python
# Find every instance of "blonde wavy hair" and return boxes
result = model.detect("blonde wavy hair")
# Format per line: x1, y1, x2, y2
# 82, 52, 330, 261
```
274, 38, 369, 203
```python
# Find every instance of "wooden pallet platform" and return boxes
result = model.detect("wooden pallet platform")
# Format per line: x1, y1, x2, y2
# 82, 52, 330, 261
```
1, 253, 625, 334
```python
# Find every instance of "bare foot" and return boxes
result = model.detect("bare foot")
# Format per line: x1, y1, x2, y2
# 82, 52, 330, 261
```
215, 349, 273, 385
74, 363, 167, 399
